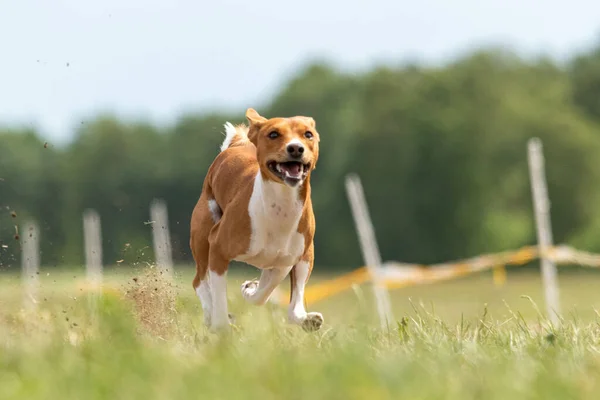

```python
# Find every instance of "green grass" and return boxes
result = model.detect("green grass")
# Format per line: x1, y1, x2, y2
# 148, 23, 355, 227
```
1, 265, 600, 399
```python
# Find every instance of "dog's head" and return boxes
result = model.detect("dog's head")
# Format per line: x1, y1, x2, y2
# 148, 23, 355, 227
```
245, 108, 320, 188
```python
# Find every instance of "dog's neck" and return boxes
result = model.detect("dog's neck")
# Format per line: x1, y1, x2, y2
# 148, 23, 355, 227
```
257, 170, 311, 209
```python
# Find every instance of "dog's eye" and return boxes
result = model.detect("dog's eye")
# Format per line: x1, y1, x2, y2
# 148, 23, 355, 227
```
268, 131, 279, 139
304, 131, 313, 139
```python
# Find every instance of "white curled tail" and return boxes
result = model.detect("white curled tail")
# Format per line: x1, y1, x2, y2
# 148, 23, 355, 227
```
220, 122, 249, 152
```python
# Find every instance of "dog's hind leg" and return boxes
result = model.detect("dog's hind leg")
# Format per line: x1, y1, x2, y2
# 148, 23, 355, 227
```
191, 230, 236, 329
241, 267, 292, 306
191, 192, 219, 329
191, 232, 213, 328
208, 250, 233, 333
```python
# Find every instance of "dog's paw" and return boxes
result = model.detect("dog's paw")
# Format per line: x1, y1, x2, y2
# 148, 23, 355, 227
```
301, 312, 324, 332
241, 280, 259, 298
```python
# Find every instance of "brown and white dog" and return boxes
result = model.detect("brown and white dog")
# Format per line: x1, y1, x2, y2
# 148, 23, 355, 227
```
189, 108, 323, 333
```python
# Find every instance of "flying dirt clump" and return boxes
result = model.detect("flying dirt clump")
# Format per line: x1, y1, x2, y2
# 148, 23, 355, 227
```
122, 265, 178, 339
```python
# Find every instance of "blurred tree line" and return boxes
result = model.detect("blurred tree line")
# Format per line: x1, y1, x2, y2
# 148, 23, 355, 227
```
2, 45, 600, 271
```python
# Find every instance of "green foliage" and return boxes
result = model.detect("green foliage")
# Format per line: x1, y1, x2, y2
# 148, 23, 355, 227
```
571, 43, 600, 120
3, 44, 600, 269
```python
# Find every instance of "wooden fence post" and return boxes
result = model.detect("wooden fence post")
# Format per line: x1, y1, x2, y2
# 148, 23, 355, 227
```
150, 198, 173, 276
21, 220, 40, 311
528, 138, 560, 325
345, 173, 394, 329
83, 209, 103, 291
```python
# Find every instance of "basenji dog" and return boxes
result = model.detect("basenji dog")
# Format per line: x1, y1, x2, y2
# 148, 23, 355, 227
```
190, 108, 323, 333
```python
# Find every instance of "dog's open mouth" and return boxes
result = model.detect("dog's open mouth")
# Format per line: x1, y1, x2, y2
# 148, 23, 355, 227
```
267, 161, 310, 185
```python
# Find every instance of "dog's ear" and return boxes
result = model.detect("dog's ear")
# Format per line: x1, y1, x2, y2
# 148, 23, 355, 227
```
246, 108, 266, 145
246, 108, 266, 125
298, 116, 316, 129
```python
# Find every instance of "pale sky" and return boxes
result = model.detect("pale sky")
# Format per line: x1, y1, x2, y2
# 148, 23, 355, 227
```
1, 0, 599, 144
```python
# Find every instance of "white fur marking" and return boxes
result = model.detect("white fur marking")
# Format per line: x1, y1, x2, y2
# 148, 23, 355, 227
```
208, 199, 222, 223
195, 279, 212, 327
286, 138, 304, 148
234, 171, 305, 269
209, 270, 230, 332
220, 122, 248, 152
288, 261, 309, 323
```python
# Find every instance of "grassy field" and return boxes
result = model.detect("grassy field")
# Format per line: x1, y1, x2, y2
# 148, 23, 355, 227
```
1, 264, 600, 399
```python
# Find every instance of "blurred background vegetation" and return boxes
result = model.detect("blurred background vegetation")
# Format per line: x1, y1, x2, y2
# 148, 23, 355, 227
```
2, 44, 600, 271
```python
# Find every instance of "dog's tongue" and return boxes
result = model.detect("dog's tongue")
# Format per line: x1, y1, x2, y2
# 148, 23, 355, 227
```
281, 162, 302, 179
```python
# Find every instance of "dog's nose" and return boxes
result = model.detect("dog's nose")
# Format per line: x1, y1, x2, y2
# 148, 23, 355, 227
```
287, 143, 304, 158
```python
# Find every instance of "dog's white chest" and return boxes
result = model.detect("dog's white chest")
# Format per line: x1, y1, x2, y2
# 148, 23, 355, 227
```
235, 173, 305, 269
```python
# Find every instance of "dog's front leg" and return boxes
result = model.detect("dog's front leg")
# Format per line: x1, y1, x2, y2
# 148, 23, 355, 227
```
288, 259, 323, 332
208, 251, 232, 333
242, 267, 292, 305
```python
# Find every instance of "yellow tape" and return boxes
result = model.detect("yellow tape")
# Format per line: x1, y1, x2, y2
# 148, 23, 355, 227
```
383, 264, 486, 290
507, 246, 538, 265
70, 244, 600, 309
280, 245, 544, 305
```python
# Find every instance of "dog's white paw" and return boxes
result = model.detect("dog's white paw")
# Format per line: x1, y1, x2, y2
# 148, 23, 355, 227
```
301, 312, 324, 332
288, 312, 324, 332
208, 314, 237, 334
241, 280, 259, 299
